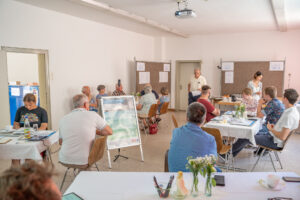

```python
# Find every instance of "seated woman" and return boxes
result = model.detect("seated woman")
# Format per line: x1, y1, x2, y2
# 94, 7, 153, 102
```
241, 88, 258, 116
158, 87, 170, 114
168, 102, 217, 172
136, 85, 157, 126
13, 93, 48, 166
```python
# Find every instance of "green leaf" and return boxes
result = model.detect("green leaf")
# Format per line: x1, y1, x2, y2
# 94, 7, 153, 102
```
212, 178, 216, 187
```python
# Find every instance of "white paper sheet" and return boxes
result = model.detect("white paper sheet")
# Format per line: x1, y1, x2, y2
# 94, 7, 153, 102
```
163, 64, 170, 72
11, 88, 20, 96
222, 62, 234, 71
225, 71, 234, 83
136, 62, 145, 71
159, 72, 168, 83
269, 61, 284, 71
139, 72, 150, 84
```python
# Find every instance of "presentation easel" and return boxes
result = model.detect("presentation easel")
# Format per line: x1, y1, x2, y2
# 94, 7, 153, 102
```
101, 96, 144, 169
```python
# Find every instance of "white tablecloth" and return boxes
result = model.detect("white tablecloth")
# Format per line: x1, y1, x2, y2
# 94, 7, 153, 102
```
0, 131, 59, 160
204, 119, 261, 146
65, 171, 300, 200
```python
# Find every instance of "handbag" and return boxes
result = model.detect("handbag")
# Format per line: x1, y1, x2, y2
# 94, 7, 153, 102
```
149, 123, 158, 134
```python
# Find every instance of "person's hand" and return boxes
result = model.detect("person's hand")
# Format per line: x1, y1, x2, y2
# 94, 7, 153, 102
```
258, 98, 265, 105
257, 113, 264, 118
267, 123, 274, 131
256, 91, 261, 95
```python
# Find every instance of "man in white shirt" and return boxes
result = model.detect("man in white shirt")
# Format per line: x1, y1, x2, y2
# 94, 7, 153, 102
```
59, 94, 112, 165
255, 88, 299, 149
188, 68, 207, 104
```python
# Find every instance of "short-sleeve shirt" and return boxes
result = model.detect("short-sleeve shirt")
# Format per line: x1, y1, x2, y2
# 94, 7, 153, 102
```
59, 108, 107, 165
137, 93, 157, 116
242, 97, 258, 116
247, 80, 262, 101
168, 122, 217, 172
141, 90, 159, 99
14, 106, 48, 128
96, 93, 108, 100
190, 75, 207, 92
263, 98, 285, 125
197, 98, 216, 122
112, 90, 126, 96
270, 106, 299, 147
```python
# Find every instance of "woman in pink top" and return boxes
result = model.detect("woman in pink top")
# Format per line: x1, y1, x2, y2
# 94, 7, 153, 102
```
242, 88, 258, 116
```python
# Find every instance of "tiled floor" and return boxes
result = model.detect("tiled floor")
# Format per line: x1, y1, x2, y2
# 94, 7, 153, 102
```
1, 111, 299, 193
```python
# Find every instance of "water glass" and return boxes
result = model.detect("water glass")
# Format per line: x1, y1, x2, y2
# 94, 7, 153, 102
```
33, 124, 38, 132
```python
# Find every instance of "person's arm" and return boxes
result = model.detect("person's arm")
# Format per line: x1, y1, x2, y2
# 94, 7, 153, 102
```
39, 108, 48, 130
136, 104, 142, 110
13, 108, 21, 129
267, 123, 290, 141
211, 108, 220, 116
59, 138, 62, 145
96, 125, 113, 136
188, 83, 191, 92
39, 123, 48, 130
207, 101, 220, 116
256, 98, 266, 118
13, 122, 20, 129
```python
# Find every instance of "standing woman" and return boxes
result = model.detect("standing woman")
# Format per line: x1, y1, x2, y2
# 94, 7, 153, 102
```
247, 71, 263, 101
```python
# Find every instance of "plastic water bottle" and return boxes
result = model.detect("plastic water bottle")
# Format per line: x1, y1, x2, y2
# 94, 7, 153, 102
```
24, 116, 31, 139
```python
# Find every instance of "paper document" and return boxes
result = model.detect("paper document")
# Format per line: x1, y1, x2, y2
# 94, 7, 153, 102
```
222, 62, 234, 71
163, 64, 170, 72
11, 87, 20, 96
159, 72, 168, 83
225, 71, 234, 83
136, 62, 145, 71
269, 62, 284, 71
139, 72, 150, 84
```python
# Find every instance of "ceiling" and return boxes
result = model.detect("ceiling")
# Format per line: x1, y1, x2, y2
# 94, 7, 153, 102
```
15, 0, 300, 37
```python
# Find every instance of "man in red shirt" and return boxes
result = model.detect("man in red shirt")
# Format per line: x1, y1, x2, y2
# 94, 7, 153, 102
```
197, 85, 220, 122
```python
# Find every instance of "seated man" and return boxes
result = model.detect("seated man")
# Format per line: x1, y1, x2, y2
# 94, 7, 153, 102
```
256, 86, 284, 135
168, 102, 217, 172
197, 85, 220, 122
232, 89, 299, 157
59, 94, 112, 166
140, 83, 159, 99
0, 161, 61, 200
112, 83, 126, 96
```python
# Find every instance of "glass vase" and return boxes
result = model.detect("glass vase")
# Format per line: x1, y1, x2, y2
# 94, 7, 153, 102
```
205, 173, 212, 197
191, 172, 199, 197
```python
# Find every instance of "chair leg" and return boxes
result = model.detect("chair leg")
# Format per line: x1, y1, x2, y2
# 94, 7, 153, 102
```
269, 152, 277, 172
274, 152, 283, 169
60, 167, 70, 191
251, 148, 266, 172
95, 163, 100, 171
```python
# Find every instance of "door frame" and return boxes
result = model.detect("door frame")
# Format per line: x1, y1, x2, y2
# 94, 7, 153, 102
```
175, 60, 202, 111
1, 46, 52, 129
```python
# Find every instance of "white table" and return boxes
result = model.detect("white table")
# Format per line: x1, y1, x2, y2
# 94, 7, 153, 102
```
65, 171, 300, 200
0, 131, 58, 160
204, 118, 261, 146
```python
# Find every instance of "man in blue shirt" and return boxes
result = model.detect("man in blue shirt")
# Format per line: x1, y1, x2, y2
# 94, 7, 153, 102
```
168, 102, 217, 172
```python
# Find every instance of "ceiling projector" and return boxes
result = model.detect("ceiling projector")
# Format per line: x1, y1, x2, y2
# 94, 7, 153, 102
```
175, 0, 196, 19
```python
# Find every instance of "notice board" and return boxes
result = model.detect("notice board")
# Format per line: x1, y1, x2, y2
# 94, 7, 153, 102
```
135, 61, 171, 97
221, 61, 285, 97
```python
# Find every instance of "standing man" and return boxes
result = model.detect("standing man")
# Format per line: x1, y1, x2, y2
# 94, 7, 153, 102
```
188, 68, 207, 104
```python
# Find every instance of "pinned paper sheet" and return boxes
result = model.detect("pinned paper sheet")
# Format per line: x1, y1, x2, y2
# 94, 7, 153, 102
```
225, 71, 234, 83
159, 72, 168, 83
163, 64, 170, 72
11, 87, 20, 96
139, 72, 150, 84
269, 62, 284, 71
136, 62, 145, 71
222, 62, 234, 71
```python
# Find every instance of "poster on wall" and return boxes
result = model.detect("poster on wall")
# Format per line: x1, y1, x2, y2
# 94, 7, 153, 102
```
101, 96, 144, 168
222, 62, 234, 71
269, 61, 284, 71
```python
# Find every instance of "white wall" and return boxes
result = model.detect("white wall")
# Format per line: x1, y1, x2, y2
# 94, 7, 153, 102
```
163, 30, 300, 108
7, 52, 39, 84
0, 0, 155, 129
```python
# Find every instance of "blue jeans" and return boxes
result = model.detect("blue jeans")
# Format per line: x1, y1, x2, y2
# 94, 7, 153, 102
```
232, 139, 251, 157
255, 134, 281, 150
256, 124, 271, 136
188, 92, 201, 105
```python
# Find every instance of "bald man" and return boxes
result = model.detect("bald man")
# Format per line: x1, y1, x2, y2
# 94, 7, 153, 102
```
188, 68, 207, 104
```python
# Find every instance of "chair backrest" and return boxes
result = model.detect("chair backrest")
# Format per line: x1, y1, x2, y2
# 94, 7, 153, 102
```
164, 149, 169, 172
201, 127, 222, 153
88, 136, 107, 166
282, 130, 295, 149
171, 114, 179, 128
159, 102, 169, 115
148, 104, 158, 118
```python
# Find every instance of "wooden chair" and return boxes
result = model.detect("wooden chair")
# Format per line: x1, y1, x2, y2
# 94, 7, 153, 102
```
159, 102, 169, 115
164, 149, 169, 172
60, 136, 107, 190
202, 127, 231, 170
171, 114, 179, 128
138, 104, 158, 134
251, 131, 295, 172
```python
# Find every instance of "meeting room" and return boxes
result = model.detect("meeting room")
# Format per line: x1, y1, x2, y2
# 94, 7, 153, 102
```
1, 0, 300, 199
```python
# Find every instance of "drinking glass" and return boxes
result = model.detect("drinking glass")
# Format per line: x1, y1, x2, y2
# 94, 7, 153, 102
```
33, 124, 38, 132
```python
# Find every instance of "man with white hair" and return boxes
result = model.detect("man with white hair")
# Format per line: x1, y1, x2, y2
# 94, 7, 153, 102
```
188, 68, 207, 104
59, 94, 112, 165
